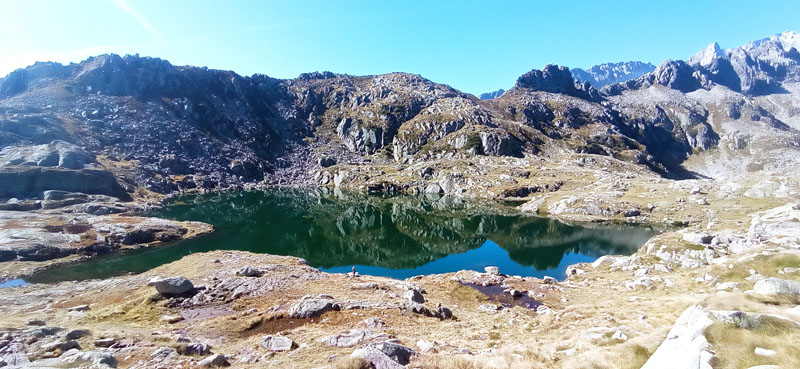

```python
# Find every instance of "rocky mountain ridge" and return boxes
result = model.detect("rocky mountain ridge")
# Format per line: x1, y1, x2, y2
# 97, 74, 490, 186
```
479, 89, 505, 100
0, 32, 799, 201
571, 61, 656, 88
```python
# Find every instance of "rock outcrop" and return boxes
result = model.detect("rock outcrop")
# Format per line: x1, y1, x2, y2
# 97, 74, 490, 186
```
0, 141, 130, 200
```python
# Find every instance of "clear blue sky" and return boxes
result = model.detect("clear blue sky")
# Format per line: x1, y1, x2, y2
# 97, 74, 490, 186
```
1, 0, 798, 95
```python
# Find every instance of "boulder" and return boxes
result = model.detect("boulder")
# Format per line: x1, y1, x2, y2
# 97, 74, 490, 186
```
288, 294, 340, 319
197, 353, 229, 367
259, 335, 297, 352
148, 276, 195, 295
424, 183, 442, 194
416, 340, 436, 353
235, 266, 262, 277
368, 341, 415, 366
403, 289, 425, 304
149, 347, 177, 362
42, 340, 80, 352
400, 300, 432, 317
752, 277, 800, 300
640, 305, 713, 369
181, 342, 212, 355
65, 329, 90, 340
93, 338, 116, 348
754, 347, 776, 357
683, 232, 713, 245
350, 341, 415, 369
60, 349, 118, 368
350, 347, 404, 369
319, 329, 379, 348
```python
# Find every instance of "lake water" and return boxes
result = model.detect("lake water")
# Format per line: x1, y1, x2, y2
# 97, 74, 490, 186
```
26, 189, 657, 283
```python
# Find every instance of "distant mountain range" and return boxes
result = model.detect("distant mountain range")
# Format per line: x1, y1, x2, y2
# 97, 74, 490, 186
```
570, 61, 656, 88
479, 61, 655, 99
1, 31, 799, 197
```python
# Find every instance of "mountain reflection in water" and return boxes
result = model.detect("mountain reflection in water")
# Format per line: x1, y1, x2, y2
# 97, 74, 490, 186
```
27, 189, 657, 283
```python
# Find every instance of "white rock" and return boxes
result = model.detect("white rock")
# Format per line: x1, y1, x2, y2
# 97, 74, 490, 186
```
715, 282, 739, 291
259, 335, 297, 351
752, 277, 800, 298
682, 232, 712, 245
754, 347, 777, 357
160, 315, 183, 323
640, 305, 713, 369
416, 340, 436, 353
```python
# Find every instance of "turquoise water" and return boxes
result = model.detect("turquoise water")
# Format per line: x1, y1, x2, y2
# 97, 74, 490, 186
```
25, 189, 656, 283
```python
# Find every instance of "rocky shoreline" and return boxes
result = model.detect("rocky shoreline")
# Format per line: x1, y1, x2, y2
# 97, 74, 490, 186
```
0, 160, 798, 368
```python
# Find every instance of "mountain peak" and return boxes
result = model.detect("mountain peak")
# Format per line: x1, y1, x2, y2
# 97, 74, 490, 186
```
688, 42, 725, 67
774, 30, 800, 52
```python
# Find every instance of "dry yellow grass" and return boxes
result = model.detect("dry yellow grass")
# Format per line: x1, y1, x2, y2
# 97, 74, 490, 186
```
705, 319, 800, 369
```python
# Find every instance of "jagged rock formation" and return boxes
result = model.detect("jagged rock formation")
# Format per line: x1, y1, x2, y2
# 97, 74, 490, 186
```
571, 61, 655, 88
604, 31, 800, 96
479, 89, 505, 100
0, 32, 799, 198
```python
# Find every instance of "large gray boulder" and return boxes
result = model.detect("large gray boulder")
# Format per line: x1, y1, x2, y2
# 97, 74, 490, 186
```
147, 276, 195, 296
259, 335, 297, 352
60, 349, 118, 368
350, 341, 415, 369
319, 329, 382, 348
197, 353, 228, 367
288, 294, 340, 319
752, 277, 800, 300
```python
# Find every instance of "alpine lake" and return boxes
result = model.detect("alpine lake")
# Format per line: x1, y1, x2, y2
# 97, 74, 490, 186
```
26, 189, 658, 283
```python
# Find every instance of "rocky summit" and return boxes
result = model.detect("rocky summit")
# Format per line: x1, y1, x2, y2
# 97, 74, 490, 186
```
0, 31, 799, 369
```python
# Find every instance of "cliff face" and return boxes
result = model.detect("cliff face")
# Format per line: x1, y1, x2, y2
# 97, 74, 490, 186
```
1, 32, 799, 198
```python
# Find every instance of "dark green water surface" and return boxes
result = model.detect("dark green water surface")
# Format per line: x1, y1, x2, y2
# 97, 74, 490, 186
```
27, 189, 657, 283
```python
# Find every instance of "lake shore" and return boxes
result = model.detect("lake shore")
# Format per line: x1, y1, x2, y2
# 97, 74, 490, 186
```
1, 155, 799, 368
